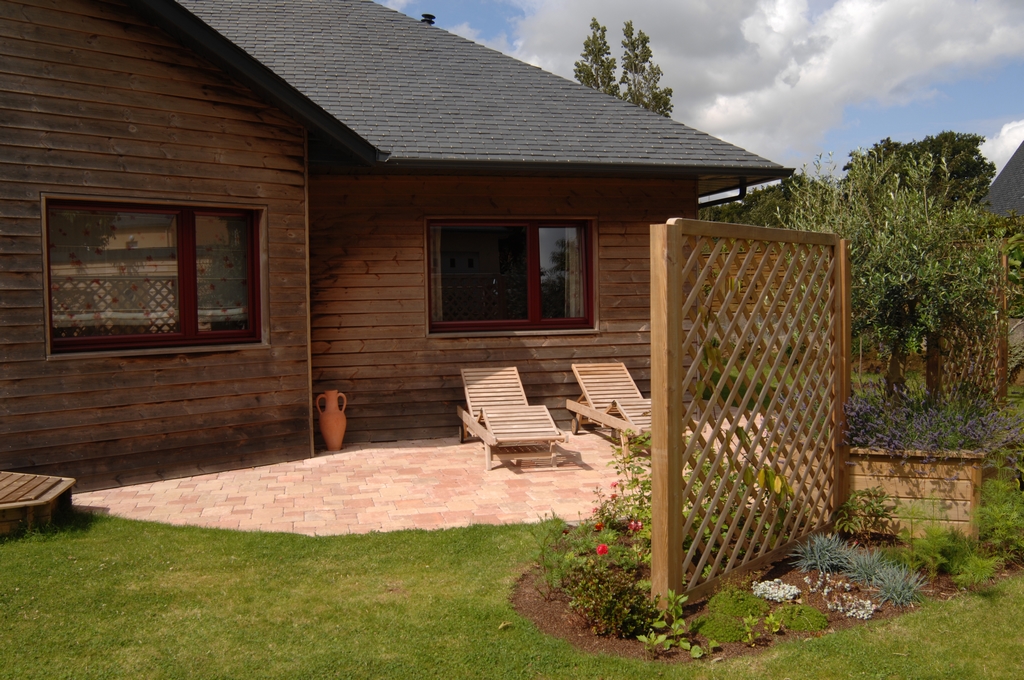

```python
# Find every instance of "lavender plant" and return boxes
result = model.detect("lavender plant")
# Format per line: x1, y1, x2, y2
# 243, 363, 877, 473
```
845, 379, 1023, 453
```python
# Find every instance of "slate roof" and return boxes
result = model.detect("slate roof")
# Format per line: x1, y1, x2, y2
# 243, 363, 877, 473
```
988, 140, 1024, 216
150, 0, 788, 189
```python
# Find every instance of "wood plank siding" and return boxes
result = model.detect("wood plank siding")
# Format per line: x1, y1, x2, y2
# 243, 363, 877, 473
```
309, 175, 698, 445
0, 0, 313, 490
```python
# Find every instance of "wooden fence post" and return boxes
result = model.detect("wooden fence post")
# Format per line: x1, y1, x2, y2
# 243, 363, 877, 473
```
832, 239, 852, 513
650, 219, 685, 601
998, 250, 1009, 403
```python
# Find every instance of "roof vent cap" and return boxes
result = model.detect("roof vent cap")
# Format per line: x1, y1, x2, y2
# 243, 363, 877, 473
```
421, 13, 435, 25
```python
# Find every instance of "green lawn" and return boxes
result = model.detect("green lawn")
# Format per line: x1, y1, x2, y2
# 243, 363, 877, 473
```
3, 514, 1023, 679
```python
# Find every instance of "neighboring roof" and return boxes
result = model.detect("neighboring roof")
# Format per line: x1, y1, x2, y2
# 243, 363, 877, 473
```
988, 140, 1024, 216
131, 0, 790, 193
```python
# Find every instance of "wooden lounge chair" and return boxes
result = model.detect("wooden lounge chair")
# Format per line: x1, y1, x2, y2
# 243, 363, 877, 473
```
457, 367, 567, 470
565, 363, 651, 445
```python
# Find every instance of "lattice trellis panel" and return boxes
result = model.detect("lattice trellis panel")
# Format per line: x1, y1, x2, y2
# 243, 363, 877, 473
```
938, 327, 1004, 399
923, 248, 1009, 401
50, 276, 178, 337
440, 274, 512, 321
935, 254, 1008, 400
650, 219, 850, 600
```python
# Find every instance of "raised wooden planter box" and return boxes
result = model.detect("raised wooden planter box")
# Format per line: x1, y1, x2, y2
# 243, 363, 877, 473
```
0, 471, 76, 535
848, 448, 984, 538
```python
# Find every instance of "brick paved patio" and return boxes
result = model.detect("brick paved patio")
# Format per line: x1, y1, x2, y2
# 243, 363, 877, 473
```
73, 433, 620, 535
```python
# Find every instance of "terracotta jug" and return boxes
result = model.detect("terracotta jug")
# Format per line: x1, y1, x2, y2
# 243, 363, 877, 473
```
316, 389, 348, 451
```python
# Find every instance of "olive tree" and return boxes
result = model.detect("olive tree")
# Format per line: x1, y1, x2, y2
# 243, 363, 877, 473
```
786, 151, 1002, 394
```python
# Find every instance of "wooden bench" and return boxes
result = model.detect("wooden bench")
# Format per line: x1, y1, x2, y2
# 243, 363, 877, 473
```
0, 471, 76, 535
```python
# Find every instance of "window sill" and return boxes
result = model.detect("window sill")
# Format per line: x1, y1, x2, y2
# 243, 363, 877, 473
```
45, 340, 271, 361
427, 327, 600, 339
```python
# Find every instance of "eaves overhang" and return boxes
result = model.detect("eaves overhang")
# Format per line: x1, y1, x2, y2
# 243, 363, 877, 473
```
312, 155, 793, 195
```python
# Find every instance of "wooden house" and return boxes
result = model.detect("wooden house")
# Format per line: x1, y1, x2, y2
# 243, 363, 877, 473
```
0, 0, 790, 490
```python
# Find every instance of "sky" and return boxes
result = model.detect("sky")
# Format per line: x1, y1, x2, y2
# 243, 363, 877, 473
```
383, 0, 1024, 178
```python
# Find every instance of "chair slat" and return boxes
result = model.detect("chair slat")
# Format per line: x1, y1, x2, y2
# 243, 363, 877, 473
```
462, 367, 529, 415
572, 363, 643, 410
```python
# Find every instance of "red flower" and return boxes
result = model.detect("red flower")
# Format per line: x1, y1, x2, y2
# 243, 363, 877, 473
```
610, 494, 617, 500
594, 522, 604, 532
628, 520, 643, 532
596, 544, 609, 556
610, 482, 618, 488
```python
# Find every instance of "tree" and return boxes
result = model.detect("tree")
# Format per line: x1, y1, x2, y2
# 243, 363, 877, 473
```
707, 131, 998, 230
573, 19, 673, 117
619, 21, 673, 117
852, 131, 996, 209
786, 151, 1002, 394
698, 175, 807, 228
573, 18, 619, 97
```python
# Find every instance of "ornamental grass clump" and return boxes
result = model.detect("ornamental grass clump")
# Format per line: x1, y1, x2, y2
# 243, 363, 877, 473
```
791, 533, 854, 574
845, 380, 1023, 453
874, 563, 926, 607
843, 548, 890, 586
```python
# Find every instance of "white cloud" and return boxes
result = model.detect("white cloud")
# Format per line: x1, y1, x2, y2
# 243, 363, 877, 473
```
982, 119, 1024, 174
382, 0, 414, 9
503, 0, 1024, 163
447, 21, 482, 42
446, 21, 518, 54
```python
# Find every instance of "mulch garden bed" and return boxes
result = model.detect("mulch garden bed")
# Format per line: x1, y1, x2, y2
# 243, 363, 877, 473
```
511, 558, 1020, 664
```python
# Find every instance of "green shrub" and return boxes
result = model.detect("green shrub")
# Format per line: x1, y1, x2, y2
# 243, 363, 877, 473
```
911, 526, 975, 578
952, 554, 1001, 589
880, 544, 919, 571
707, 587, 770, 618
834, 487, 897, 539
776, 604, 829, 632
692, 613, 746, 643
562, 559, 658, 638
978, 479, 1024, 561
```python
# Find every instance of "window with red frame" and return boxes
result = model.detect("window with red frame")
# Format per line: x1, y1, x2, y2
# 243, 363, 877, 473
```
46, 201, 261, 352
428, 220, 591, 332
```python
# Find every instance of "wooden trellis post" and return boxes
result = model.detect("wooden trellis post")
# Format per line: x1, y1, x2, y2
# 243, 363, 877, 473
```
650, 220, 685, 602
832, 239, 852, 512
999, 250, 1009, 402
